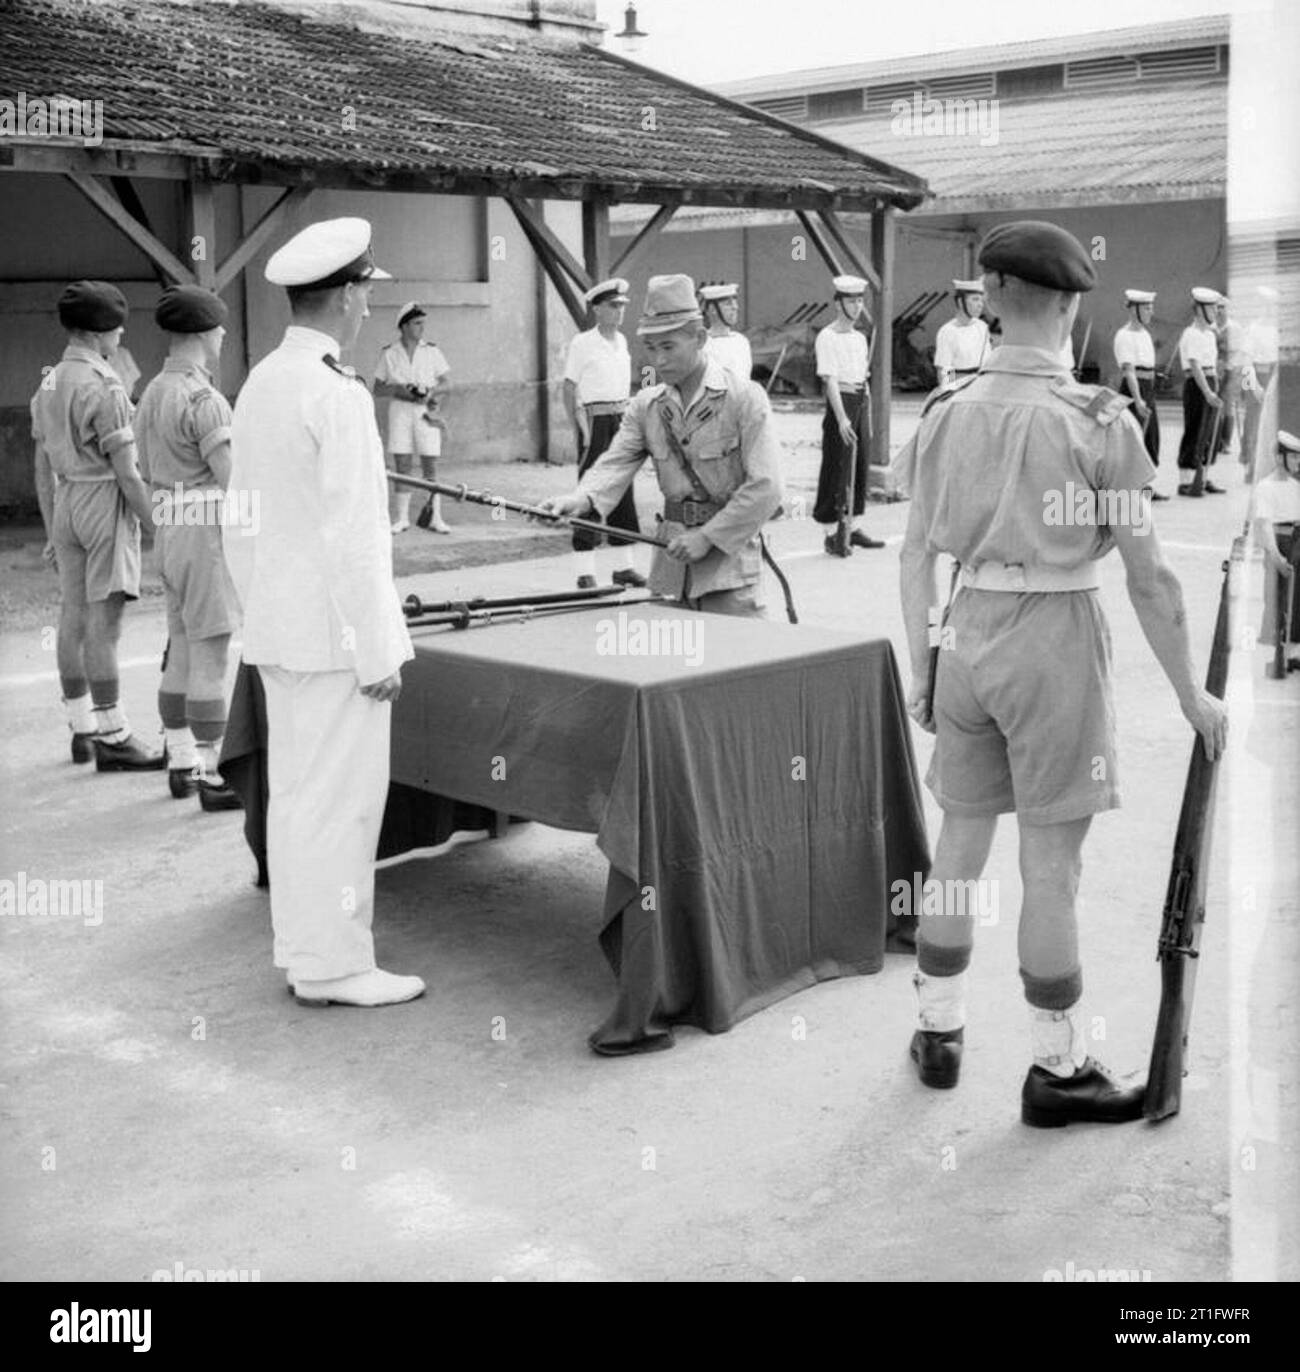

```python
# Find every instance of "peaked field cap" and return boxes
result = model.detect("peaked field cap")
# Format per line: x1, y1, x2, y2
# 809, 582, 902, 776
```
265, 217, 392, 288
977, 220, 1096, 292
155, 284, 228, 333
699, 283, 739, 301
397, 301, 426, 327
952, 278, 985, 293
1124, 289, 1156, 304
58, 280, 128, 331
833, 274, 867, 296
585, 277, 630, 306
636, 274, 703, 335
1191, 285, 1223, 304
1278, 430, 1300, 454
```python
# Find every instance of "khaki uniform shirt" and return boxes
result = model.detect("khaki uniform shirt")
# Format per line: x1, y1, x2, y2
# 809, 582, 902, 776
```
30, 343, 135, 483
897, 345, 1156, 573
134, 359, 232, 491
577, 357, 784, 599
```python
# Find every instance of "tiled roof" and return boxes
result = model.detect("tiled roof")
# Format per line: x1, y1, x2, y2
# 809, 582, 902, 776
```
722, 14, 1230, 99
615, 77, 1225, 225
0, 0, 928, 210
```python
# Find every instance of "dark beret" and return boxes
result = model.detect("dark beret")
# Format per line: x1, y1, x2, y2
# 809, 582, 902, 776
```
977, 221, 1097, 293
155, 285, 229, 333
57, 280, 129, 332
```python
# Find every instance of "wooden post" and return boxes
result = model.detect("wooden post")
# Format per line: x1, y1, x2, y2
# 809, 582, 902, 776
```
582, 194, 611, 283
64, 172, 194, 284
610, 203, 677, 277
869, 205, 895, 473
185, 178, 217, 289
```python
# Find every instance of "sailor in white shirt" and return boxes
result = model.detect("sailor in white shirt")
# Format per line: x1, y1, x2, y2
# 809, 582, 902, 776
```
813, 274, 882, 553
1113, 288, 1164, 495
561, 277, 643, 588
700, 283, 753, 383
374, 303, 452, 533
933, 279, 989, 385
1176, 286, 1226, 496
1253, 430, 1300, 667
225, 217, 422, 1010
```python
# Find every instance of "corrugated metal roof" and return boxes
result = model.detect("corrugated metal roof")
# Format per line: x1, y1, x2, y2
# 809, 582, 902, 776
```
0, 0, 928, 208
721, 14, 1230, 100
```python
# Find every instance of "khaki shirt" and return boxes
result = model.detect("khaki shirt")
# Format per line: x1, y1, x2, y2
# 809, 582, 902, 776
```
577, 357, 784, 599
134, 358, 232, 491
30, 343, 135, 483
897, 345, 1156, 573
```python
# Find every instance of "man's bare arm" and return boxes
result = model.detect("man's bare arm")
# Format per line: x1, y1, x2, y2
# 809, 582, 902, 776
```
108, 440, 156, 527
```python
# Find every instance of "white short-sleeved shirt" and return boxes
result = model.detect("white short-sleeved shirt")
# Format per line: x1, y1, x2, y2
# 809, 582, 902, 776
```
374, 339, 450, 391
814, 325, 869, 386
563, 327, 631, 405
705, 330, 753, 382
1254, 472, 1300, 524
934, 318, 989, 373
1113, 325, 1155, 370
1178, 324, 1218, 372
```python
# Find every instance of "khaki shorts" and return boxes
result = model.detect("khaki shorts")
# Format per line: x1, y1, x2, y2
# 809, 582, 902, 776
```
927, 588, 1120, 824
387, 400, 442, 458
53, 481, 141, 603
157, 521, 240, 641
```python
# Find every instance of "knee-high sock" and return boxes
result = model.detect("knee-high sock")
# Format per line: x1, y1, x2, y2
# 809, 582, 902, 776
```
159, 690, 196, 768
189, 698, 226, 778
913, 940, 971, 1032
89, 678, 129, 744
1022, 967, 1087, 1077
61, 678, 93, 734
394, 492, 412, 524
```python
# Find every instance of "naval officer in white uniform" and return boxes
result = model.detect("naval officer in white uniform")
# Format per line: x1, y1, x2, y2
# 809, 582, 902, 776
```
224, 217, 422, 1008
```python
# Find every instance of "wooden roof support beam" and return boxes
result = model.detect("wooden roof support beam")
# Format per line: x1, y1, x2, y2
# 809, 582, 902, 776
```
793, 210, 843, 280
610, 202, 677, 278
582, 195, 611, 284
109, 177, 169, 287
818, 208, 881, 295
65, 171, 195, 285
185, 179, 217, 288
214, 186, 312, 292
505, 193, 592, 296
867, 206, 895, 473
507, 197, 587, 329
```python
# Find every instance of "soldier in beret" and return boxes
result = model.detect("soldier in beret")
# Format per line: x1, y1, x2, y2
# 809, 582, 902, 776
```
897, 220, 1227, 1126
31, 280, 165, 771
134, 284, 241, 810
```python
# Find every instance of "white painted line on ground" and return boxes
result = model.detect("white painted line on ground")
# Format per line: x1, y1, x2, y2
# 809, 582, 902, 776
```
0, 653, 164, 689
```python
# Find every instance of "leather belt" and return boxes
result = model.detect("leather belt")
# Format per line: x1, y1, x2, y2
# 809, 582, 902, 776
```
959, 561, 1100, 593
1133, 367, 1155, 377
836, 383, 866, 394
584, 400, 628, 417
663, 496, 723, 527
57, 472, 117, 484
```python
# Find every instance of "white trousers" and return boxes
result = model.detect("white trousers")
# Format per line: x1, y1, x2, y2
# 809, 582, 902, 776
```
259, 666, 391, 981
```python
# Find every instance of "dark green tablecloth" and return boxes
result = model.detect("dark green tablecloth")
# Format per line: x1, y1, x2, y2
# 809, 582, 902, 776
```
392, 604, 929, 1052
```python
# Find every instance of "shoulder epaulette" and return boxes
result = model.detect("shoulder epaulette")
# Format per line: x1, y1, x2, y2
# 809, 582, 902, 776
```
322, 354, 364, 384
920, 372, 980, 417
1049, 377, 1131, 427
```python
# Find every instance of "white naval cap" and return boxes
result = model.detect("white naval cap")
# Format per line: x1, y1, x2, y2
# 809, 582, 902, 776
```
1278, 430, 1300, 455
699, 282, 739, 301
833, 274, 868, 296
584, 277, 630, 306
396, 301, 427, 327
265, 217, 392, 288
952, 278, 984, 293
1124, 289, 1156, 304
1191, 285, 1223, 305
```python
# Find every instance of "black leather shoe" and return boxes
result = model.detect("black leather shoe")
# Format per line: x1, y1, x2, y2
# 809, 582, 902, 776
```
576, 574, 598, 589
1021, 1057, 1145, 1128
850, 529, 885, 549
1203, 482, 1226, 494
70, 732, 97, 765
1178, 486, 1200, 497
824, 535, 851, 558
94, 734, 166, 771
612, 568, 647, 588
197, 777, 242, 812
1150, 491, 1170, 502
910, 1028, 963, 1089
169, 767, 198, 799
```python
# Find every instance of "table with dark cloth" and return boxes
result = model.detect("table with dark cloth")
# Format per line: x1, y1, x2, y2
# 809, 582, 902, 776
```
221, 603, 930, 1053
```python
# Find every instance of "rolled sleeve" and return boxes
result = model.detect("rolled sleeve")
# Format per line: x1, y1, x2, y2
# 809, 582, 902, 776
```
191, 389, 234, 464
1094, 411, 1158, 495
91, 382, 135, 456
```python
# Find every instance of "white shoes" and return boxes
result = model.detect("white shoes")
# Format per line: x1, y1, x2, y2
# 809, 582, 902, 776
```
391, 519, 411, 534
429, 517, 452, 534
292, 968, 426, 1007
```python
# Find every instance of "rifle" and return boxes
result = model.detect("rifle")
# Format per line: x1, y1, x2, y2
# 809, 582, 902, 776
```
1144, 536, 1242, 1121
402, 585, 631, 619
920, 561, 961, 731
405, 590, 654, 631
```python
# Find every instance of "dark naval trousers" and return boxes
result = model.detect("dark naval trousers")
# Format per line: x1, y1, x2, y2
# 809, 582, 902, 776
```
573, 411, 641, 551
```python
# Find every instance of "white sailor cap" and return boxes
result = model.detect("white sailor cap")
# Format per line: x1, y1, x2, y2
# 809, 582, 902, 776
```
1124, 289, 1156, 304
1191, 286, 1223, 305
699, 283, 739, 302
396, 301, 427, 328
833, 274, 868, 297
952, 278, 984, 293
265, 217, 391, 288
1278, 430, 1300, 455
585, 277, 630, 306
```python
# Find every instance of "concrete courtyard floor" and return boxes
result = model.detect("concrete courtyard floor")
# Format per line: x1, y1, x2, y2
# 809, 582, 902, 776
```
1, 402, 1295, 1282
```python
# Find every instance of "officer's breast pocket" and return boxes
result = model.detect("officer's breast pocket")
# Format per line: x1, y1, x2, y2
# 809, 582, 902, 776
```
691, 438, 745, 499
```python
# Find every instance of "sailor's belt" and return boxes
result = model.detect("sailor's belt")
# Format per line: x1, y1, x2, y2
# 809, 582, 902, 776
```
57, 472, 117, 484
663, 496, 723, 527
1133, 366, 1155, 377
953, 367, 981, 376
836, 383, 866, 394
583, 400, 628, 417
959, 562, 1100, 593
